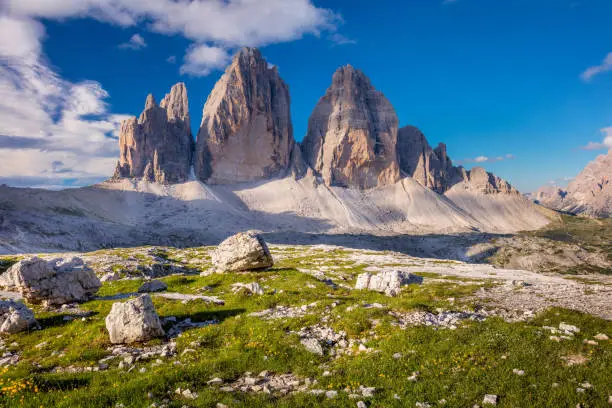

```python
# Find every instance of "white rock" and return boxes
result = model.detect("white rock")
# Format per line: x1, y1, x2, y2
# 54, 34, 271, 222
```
231, 282, 264, 295
212, 231, 274, 272
300, 338, 323, 355
0, 300, 37, 334
357, 402, 367, 408
0, 257, 100, 305
594, 333, 608, 341
559, 322, 580, 334
355, 270, 421, 296
105, 294, 164, 344
512, 369, 525, 376
325, 390, 338, 399
483, 394, 498, 405
101, 272, 121, 282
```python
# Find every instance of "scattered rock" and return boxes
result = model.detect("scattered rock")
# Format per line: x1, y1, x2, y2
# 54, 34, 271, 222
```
300, 337, 324, 355
100, 272, 121, 282
512, 369, 525, 376
212, 231, 274, 272
483, 394, 498, 405
105, 294, 165, 344
594, 333, 608, 341
559, 322, 580, 334
0, 257, 101, 305
250, 302, 318, 320
0, 300, 37, 334
355, 270, 421, 296
138, 280, 168, 293
390, 310, 486, 329
214, 372, 311, 395
231, 282, 264, 295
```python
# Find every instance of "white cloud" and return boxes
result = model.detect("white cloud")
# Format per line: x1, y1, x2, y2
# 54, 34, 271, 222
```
118, 33, 147, 50
329, 33, 356, 46
179, 44, 231, 77
166, 55, 176, 64
581, 52, 612, 82
0, 0, 344, 188
580, 127, 612, 150
457, 154, 516, 165
0, 15, 127, 188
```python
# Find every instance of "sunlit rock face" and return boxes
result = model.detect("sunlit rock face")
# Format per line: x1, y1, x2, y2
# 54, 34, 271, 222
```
194, 47, 295, 184
301, 65, 401, 189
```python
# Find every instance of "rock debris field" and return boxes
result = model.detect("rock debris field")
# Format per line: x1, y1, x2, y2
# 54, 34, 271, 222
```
0, 234, 609, 407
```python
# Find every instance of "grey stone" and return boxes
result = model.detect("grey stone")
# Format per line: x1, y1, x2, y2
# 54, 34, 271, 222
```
0, 300, 37, 333
212, 231, 273, 272
0, 257, 100, 305
105, 294, 164, 344
138, 280, 168, 293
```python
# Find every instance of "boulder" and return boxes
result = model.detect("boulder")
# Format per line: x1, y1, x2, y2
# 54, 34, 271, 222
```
0, 300, 37, 334
138, 280, 168, 293
212, 231, 274, 272
355, 270, 421, 296
0, 257, 101, 305
105, 294, 164, 344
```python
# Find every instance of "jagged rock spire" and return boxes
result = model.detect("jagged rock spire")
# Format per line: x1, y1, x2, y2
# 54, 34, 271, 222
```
301, 65, 401, 189
194, 47, 295, 184
114, 83, 194, 184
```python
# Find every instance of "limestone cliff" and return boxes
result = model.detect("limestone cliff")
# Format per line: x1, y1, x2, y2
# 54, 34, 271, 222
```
301, 65, 400, 189
113, 83, 193, 183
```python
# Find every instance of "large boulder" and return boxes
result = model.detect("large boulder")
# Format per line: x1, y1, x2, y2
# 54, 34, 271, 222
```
0, 257, 101, 306
0, 300, 37, 334
355, 270, 421, 296
195, 47, 295, 184
105, 294, 165, 344
212, 231, 274, 272
301, 65, 401, 189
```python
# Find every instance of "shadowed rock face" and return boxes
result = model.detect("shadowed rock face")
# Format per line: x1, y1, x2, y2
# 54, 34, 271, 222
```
195, 47, 294, 184
301, 65, 401, 189
397, 125, 455, 193
114, 83, 194, 184
397, 125, 517, 195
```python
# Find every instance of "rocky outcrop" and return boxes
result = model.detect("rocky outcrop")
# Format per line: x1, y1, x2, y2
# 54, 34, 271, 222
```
105, 294, 164, 344
0, 257, 101, 306
0, 300, 37, 334
397, 126, 456, 193
533, 150, 611, 217
563, 151, 611, 217
302, 65, 401, 189
114, 83, 194, 184
398, 125, 517, 195
459, 166, 517, 195
212, 231, 274, 272
195, 47, 294, 184
355, 270, 421, 296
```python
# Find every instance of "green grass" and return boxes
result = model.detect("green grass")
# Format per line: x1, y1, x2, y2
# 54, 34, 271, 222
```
0, 246, 610, 407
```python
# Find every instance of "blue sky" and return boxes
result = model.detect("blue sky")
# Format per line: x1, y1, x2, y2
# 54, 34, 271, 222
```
0, 0, 611, 192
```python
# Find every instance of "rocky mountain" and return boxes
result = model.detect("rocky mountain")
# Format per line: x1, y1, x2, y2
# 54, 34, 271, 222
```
533, 150, 611, 218
301, 65, 400, 189
397, 125, 517, 195
113, 83, 194, 184
195, 47, 295, 184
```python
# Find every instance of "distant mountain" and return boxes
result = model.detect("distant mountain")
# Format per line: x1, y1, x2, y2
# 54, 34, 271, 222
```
532, 150, 611, 218
0, 47, 554, 254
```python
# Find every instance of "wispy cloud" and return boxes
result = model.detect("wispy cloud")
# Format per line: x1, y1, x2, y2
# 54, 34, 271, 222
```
456, 153, 515, 165
179, 44, 231, 77
329, 33, 356, 46
166, 55, 176, 64
581, 52, 612, 82
580, 127, 612, 150
118, 33, 147, 50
